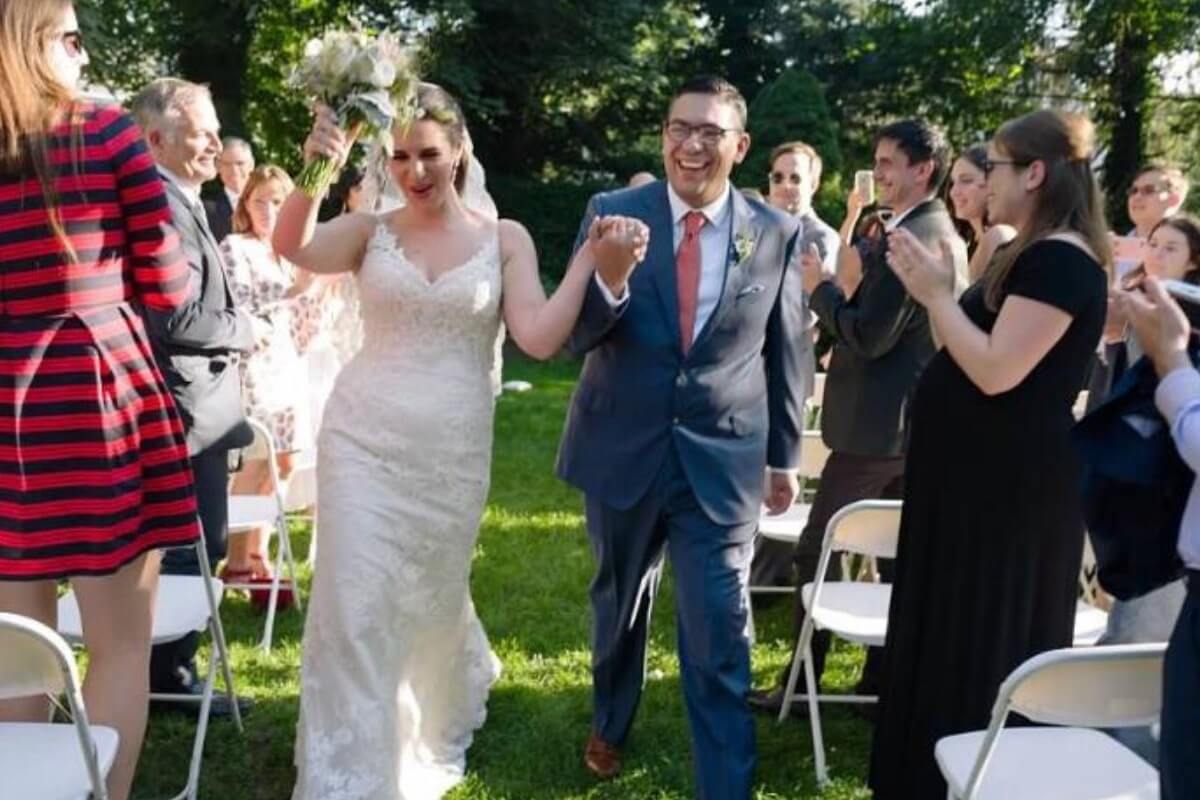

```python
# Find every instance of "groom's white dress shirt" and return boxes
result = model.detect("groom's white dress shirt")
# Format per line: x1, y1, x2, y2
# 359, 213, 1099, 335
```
595, 182, 733, 344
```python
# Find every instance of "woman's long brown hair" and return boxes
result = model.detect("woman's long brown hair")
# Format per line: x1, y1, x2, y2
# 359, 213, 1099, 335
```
982, 110, 1112, 311
0, 0, 81, 261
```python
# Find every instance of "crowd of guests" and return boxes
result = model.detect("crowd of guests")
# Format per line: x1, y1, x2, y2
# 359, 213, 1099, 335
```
643, 106, 1198, 796
1, 1, 1198, 798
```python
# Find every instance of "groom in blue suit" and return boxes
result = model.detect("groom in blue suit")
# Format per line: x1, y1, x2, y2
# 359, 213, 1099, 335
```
557, 75, 812, 798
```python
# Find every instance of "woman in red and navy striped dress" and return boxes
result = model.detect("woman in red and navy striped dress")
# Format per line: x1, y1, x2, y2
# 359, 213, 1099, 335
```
0, 3, 198, 798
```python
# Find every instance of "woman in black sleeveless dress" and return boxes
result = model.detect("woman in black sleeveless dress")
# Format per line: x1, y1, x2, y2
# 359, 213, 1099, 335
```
869, 110, 1110, 798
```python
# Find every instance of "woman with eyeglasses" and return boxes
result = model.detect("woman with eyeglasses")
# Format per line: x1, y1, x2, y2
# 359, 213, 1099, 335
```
945, 144, 1016, 281
0, 2, 199, 798
870, 109, 1110, 798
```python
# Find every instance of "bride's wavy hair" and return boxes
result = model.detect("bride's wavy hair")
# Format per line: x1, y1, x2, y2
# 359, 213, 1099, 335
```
412, 82, 468, 195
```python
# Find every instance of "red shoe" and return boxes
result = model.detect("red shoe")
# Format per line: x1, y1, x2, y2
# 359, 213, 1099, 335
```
249, 574, 295, 613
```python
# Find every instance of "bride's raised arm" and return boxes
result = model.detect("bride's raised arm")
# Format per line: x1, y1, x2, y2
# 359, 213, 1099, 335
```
274, 106, 375, 275
500, 216, 646, 360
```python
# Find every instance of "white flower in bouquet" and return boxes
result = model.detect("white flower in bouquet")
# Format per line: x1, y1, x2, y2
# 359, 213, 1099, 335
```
289, 28, 418, 197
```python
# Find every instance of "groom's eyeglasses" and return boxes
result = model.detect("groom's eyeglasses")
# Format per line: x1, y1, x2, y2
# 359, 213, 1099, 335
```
664, 121, 741, 147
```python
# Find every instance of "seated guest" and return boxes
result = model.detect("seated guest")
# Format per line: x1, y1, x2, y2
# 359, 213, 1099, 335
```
945, 144, 1016, 280
1116, 275, 1200, 800
751, 140, 840, 589
204, 135, 254, 242
749, 119, 966, 715
0, 5, 199, 799
222, 165, 317, 600
873, 109, 1109, 798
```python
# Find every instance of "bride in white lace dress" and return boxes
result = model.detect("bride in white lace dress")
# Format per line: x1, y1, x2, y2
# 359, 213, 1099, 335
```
273, 84, 648, 800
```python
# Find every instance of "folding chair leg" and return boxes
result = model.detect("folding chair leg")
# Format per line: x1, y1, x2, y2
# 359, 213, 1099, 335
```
305, 512, 318, 566
779, 629, 809, 723
258, 537, 284, 652
165, 646, 216, 800
280, 516, 303, 613
804, 644, 829, 786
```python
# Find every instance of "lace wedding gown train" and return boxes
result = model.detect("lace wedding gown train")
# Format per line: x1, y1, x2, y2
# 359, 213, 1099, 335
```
293, 220, 503, 800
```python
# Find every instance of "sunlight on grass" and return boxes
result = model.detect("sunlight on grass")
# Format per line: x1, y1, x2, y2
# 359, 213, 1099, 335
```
131, 355, 872, 799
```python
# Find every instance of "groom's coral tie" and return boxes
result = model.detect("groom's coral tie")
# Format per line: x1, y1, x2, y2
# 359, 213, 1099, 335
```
676, 210, 707, 353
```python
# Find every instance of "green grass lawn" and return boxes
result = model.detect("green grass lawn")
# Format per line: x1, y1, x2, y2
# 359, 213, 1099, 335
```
133, 356, 873, 799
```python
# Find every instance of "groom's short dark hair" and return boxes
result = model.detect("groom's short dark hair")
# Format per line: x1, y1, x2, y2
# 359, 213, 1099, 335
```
671, 75, 748, 129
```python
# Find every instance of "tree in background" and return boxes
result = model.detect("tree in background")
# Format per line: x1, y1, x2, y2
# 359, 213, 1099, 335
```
737, 68, 844, 221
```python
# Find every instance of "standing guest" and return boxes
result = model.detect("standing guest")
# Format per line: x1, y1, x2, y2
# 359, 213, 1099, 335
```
873, 109, 1110, 798
751, 140, 839, 589
749, 119, 966, 715
1085, 215, 1200, 764
222, 164, 314, 598
0, 3, 199, 798
946, 144, 1016, 280
131, 78, 256, 711
204, 135, 254, 242
1128, 165, 1190, 240
1116, 276, 1200, 800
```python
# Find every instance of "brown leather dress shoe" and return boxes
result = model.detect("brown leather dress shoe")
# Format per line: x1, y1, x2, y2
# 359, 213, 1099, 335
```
584, 732, 621, 779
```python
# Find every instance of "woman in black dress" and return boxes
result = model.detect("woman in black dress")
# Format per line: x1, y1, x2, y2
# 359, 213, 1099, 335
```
868, 109, 1110, 798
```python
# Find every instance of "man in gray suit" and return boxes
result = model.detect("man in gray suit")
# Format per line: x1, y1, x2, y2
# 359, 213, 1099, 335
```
131, 79, 254, 706
557, 75, 811, 799
752, 140, 840, 588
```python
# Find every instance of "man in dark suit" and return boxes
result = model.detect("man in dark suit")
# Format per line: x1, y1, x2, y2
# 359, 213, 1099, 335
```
203, 136, 253, 243
749, 119, 967, 713
131, 79, 255, 704
557, 76, 811, 798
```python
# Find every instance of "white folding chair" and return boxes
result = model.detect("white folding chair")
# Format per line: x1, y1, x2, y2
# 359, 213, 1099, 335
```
807, 372, 827, 427
750, 431, 832, 599
935, 643, 1164, 799
226, 417, 308, 650
57, 536, 242, 800
779, 499, 904, 786
0, 613, 119, 800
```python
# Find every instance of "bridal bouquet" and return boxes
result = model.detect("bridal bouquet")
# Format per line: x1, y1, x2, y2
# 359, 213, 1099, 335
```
290, 28, 418, 197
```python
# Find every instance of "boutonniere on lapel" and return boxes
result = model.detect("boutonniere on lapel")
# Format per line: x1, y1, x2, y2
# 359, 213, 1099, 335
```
732, 231, 756, 266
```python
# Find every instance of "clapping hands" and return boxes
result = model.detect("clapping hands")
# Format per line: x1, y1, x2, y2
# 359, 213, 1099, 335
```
589, 215, 650, 294
886, 228, 957, 306
799, 242, 832, 294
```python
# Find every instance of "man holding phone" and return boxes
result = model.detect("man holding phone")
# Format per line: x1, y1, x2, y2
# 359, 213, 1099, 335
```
749, 119, 967, 715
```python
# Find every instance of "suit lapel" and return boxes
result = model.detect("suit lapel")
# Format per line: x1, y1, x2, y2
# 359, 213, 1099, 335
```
690, 189, 758, 355
644, 183, 683, 352
163, 175, 235, 307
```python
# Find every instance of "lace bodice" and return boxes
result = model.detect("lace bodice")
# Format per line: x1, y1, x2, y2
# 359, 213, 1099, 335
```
349, 220, 502, 393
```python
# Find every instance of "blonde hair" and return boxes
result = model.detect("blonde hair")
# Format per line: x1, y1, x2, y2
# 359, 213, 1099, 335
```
0, 0, 80, 259
982, 110, 1112, 311
233, 165, 293, 236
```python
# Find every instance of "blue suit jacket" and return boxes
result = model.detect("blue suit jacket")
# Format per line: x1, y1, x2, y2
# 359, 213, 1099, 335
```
555, 181, 811, 525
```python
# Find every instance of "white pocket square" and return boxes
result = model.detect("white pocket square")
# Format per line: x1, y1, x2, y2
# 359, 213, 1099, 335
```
736, 284, 765, 299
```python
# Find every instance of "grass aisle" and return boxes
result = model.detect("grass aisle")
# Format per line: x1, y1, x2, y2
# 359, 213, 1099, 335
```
134, 356, 872, 799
